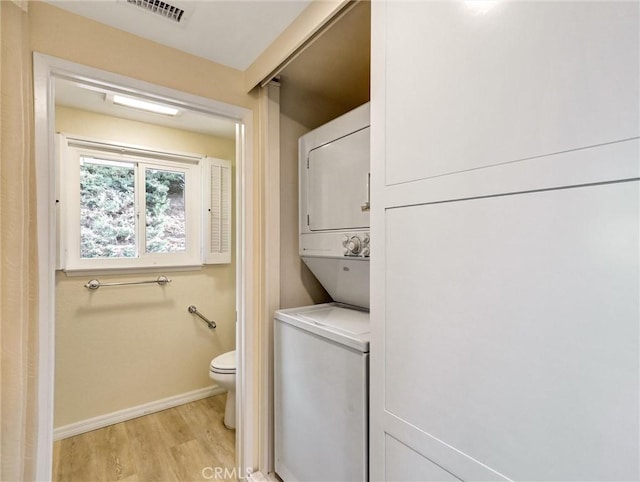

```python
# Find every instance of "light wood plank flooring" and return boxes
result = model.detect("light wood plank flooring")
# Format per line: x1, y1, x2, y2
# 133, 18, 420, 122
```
52, 394, 236, 482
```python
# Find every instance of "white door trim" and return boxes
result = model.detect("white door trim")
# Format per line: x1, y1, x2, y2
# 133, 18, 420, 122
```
258, 80, 281, 475
32, 52, 256, 480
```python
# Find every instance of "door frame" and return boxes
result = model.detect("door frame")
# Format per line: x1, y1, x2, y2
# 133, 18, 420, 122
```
33, 52, 255, 480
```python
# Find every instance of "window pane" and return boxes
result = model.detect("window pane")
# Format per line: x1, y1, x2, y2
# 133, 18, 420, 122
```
80, 158, 136, 258
145, 168, 186, 253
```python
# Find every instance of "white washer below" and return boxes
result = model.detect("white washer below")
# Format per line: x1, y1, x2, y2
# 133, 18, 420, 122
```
274, 303, 370, 482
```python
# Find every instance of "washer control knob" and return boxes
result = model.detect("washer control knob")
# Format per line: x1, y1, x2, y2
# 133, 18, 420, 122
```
342, 235, 349, 247
347, 236, 362, 255
363, 233, 370, 244
362, 246, 370, 257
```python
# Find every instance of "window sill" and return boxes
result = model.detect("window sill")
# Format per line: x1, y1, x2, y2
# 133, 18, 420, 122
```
60, 265, 204, 277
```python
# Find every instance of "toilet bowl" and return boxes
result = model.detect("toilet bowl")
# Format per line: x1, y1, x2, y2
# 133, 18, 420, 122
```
209, 350, 236, 429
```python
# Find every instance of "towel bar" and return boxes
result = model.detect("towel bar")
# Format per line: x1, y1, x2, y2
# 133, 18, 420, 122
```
84, 276, 171, 290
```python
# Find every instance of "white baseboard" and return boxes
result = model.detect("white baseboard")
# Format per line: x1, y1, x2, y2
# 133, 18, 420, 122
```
54, 385, 226, 441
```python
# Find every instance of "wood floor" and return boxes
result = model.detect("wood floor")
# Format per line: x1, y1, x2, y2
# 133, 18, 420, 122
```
52, 394, 236, 482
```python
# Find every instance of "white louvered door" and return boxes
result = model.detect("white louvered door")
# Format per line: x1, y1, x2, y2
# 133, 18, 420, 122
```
204, 157, 232, 264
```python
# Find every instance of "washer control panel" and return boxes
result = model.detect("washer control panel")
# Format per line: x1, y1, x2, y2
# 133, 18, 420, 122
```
342, 232, 370, 258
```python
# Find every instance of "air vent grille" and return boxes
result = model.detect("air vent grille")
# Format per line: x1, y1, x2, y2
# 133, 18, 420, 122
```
127, 0, 185, 22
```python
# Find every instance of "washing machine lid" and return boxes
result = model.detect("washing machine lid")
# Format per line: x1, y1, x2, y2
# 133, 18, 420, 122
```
275, 303, 370, 353
211, 350, 236, 371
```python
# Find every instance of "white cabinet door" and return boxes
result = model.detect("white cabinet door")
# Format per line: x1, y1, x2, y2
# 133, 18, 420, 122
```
384, 183, 639, 481
370, 1, 640, 481
382, 1, 639, 186
307, 127, 370, 231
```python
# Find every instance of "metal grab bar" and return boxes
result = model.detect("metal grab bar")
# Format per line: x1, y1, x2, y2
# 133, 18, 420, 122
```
188, 305, 217, 329
84, 276, 171, 290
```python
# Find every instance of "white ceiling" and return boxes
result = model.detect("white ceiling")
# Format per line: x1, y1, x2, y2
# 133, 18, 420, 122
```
44, 0, 312, 71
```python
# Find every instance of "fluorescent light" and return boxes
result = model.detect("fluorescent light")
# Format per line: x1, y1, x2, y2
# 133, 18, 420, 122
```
112, 94, 179, 116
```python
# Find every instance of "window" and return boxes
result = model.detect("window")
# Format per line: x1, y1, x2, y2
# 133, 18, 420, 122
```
58, 135, 231, 271
79, 157, 137, 259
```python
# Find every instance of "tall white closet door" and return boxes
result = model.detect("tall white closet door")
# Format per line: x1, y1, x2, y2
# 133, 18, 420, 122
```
370, 1, 639, 481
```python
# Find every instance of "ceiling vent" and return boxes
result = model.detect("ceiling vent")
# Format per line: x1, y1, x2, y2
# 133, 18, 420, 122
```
127, 0, 185, 23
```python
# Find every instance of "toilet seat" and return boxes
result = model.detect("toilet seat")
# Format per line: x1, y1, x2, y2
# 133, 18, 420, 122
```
210, 350, 236, 374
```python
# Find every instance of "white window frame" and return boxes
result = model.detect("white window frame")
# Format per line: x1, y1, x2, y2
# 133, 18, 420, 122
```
58, 134, 203, 272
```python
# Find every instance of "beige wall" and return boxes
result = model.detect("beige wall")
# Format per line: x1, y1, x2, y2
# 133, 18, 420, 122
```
56, 106, 235, 159
279, 109, 331, 309
54, 107, 236, 427
278, 81, 360, 309
1, 3, 40, 480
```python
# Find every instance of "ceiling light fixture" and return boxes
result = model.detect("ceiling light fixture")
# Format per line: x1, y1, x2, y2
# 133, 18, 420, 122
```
112, 94, 180, 116
464, 1, 499, 15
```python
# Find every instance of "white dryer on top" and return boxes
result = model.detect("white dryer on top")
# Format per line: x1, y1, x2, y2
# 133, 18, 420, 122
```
299, 103, 370, 309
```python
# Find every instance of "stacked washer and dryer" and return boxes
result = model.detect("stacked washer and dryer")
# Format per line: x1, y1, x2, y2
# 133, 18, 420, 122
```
274, 103, 371, 482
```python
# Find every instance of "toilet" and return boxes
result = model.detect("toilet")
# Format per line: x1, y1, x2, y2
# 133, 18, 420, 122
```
209, 350, 236, 429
